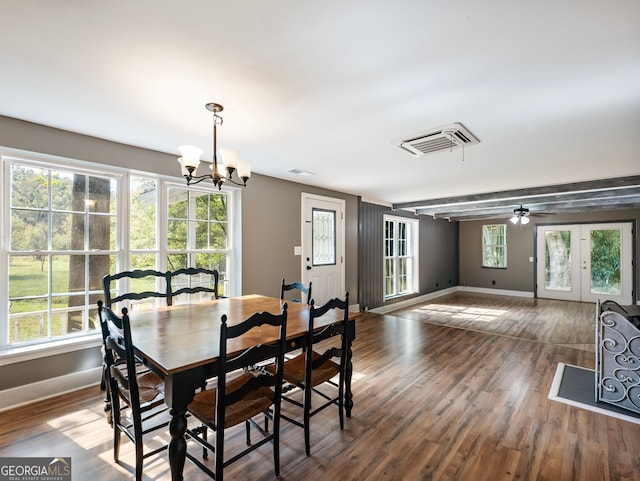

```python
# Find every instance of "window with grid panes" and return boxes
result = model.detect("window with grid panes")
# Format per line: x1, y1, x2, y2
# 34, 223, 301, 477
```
482, 224, 507, 268
1, 154, 237, 350
384, 215, 418, 299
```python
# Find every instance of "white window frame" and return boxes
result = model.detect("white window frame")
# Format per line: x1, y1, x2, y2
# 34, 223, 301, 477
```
383, 215, 419, 300
0, 149, 241, 358
163, 182, 235, 297
482, 224, 507, 268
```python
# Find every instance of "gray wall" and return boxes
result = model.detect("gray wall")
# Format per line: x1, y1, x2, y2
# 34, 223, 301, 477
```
241, 173, 359, 301
460, 209, 640, 302
358, 201, 459, 310
0, 115, 359, 393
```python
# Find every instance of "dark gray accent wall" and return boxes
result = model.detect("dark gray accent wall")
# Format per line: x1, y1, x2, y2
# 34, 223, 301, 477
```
459, 209, 640, 302
358, 202, 459, 310
358, 202, 385, 310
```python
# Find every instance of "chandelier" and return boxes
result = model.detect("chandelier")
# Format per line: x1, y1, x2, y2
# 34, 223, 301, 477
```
177, 103, 251, 189
510, 205, 530, 225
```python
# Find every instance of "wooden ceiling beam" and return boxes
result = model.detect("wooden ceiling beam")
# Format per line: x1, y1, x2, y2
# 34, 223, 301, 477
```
415, 189, 640, 216
393, 175, 640, 211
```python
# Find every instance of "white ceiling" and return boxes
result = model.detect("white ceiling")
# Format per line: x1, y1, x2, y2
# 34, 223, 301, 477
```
1, 1, 639, 208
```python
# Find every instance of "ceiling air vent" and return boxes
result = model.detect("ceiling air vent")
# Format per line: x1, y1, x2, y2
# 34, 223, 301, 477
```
392, 123, 480, 156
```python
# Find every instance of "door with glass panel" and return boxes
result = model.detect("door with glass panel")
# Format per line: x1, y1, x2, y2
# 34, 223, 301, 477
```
301, 193, 345, 306
536, 223, 633, 304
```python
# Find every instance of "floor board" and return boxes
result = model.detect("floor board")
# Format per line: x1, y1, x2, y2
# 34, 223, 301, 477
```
1, 293, 637, 481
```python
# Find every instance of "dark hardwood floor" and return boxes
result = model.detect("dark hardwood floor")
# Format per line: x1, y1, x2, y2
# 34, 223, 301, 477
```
1, 292, 638, 480
390, 291, 597, 350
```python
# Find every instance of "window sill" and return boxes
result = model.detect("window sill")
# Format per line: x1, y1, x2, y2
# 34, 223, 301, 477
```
0, 334, 102, 366
384, 292, 417, 302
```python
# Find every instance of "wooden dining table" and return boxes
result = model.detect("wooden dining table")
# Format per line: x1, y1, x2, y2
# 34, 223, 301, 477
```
128, 294, 357, 481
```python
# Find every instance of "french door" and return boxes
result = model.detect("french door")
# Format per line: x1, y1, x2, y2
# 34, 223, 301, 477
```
301, 193, 345, 306
536, 222, 633, 304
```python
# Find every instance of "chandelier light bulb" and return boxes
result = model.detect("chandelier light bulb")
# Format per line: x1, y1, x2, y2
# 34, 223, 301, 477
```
237, 159, 253, 181
220, 148, 240, 172
178, 145, 204, 170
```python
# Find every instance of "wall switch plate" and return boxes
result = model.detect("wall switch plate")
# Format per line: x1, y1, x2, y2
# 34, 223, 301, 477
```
294, 246, 302, 256
529, 257, 534, 263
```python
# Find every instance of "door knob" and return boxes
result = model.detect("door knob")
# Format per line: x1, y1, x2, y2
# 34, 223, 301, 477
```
306, 265, 312, 270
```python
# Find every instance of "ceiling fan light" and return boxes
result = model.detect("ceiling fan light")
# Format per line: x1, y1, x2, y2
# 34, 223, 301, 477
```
510, 215, 519, 224
521, 216, 530, 225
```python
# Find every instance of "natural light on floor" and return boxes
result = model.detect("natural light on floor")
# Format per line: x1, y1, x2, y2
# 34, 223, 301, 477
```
412, 304, 508, 323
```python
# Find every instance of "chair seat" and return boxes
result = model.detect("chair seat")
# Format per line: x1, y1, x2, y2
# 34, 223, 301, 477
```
114, 366, 165, 406
137, 371, 165, 405
188, 373, 275, 429
281, 351, 340, 387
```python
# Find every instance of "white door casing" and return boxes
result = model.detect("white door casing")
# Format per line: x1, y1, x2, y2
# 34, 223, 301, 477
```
536, 222, 633, 304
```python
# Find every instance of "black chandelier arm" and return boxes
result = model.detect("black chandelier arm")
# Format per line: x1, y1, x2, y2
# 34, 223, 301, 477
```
223, 174, 248, 187
184, 172, 249, 188
184, 174, 214, 186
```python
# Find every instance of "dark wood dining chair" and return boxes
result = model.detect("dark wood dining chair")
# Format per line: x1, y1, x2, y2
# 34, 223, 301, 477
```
275, 292, 349, 456
168, 267, 220, 304
100, 269, 170, 415
102, 269, 171, 309
185, 305, 288, 481
98, 300, 169, 481
280, 278, 312, 304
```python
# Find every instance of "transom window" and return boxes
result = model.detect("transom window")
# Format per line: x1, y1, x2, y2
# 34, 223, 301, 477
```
384, 215, 418, 299
2, 154, 237, 349
482, 224, 507, 268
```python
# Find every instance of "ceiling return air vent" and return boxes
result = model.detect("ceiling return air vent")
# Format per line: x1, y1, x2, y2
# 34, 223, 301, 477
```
392, 122, 480, 156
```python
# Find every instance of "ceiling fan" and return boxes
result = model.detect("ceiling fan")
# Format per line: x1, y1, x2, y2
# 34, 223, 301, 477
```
510, 205, 530, 225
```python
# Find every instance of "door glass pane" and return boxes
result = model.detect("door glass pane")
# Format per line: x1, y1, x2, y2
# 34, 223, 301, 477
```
312, 208, 336, 266
590, 229, 621, 295
544, 230, 571, 291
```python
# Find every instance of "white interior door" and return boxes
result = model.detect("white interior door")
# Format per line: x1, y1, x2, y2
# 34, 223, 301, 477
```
536, 222, 633, 304
301, 193, 345, 306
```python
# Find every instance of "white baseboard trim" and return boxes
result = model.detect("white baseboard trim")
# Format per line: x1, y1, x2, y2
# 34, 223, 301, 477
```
457, 286, 534, 298
370, 287, 458, 314
0, 366, 102, 413
369, 285, 534, 314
